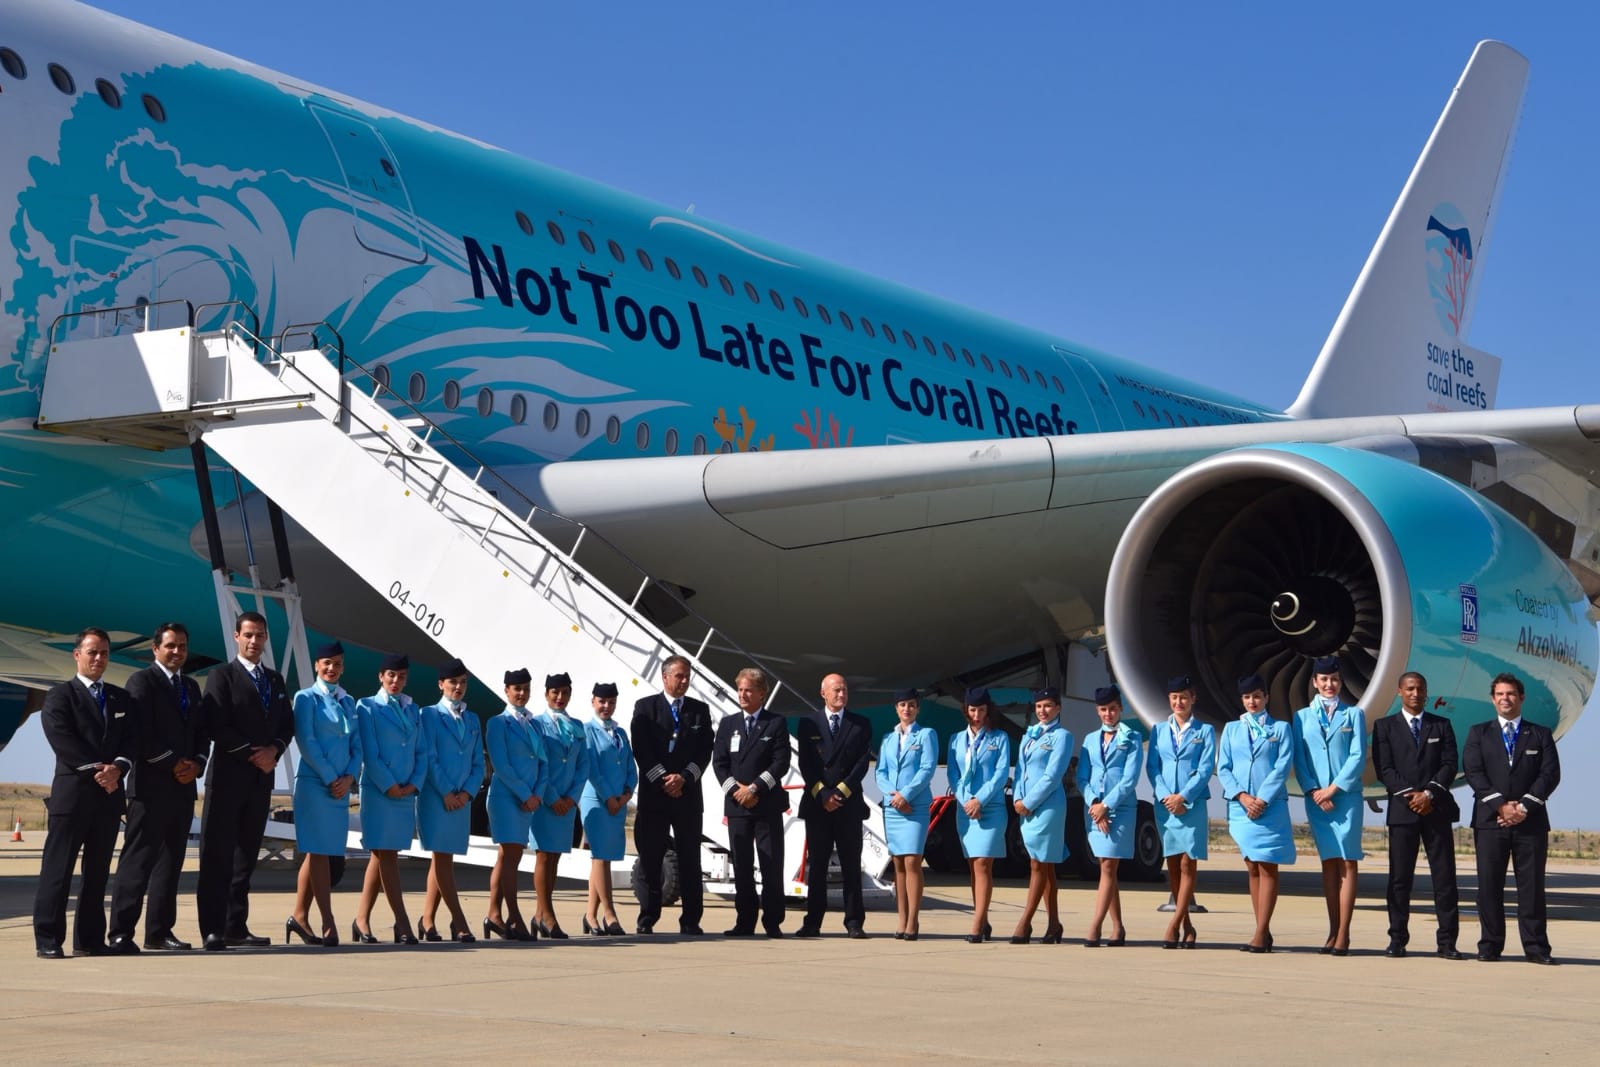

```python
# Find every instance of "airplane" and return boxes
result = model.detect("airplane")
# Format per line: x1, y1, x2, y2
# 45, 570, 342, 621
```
1, 0, 1596, 865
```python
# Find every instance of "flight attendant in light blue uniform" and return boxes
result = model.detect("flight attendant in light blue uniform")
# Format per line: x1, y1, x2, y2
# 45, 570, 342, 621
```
1077, 684, 1142, 947
528, 672, 589, 940
875, 687, 937, 940
1218, 672, 1296, 953
1010, 686, 1073, 946
1146, 675, 1215, 949
417, 656, 484, 943
580, 681, 635, 937
947, 688, 1010, 943
289, 640, 360, 947
1291, 655, 1367, 956
352, 652, 426, 946
484, 668, 543, 941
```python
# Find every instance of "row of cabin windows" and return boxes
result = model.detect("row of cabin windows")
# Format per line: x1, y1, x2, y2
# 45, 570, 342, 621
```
378, 365, 723, 455
510, 210, 1070, 397
0, 46, 167, 122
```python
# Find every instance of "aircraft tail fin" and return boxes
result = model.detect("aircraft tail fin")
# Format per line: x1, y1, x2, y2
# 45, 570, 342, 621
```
1288, 40, 1528, 419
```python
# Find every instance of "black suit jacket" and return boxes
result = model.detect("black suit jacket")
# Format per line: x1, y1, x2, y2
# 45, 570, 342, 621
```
796, 708, 871, 820
125, 665, 208, 801
1371, 711, 1460, 825
713, 709, 791, 819
1462, 717, 1559, 832
39, 678, 135, 816
200, 659, 292, 788
631, 692, 714, 812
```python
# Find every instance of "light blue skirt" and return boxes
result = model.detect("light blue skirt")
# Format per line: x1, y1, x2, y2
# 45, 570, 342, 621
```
1020, 797, 1068, 864
579, 792, 627, 862
293, 775, 351, 856
486, 777, 533, 846
956, 801, 1007, 859
1085, 800, 1135, 859
417, 785, 471, 855
530, 804, 577, 854
883, 802, 930, 856
1157, 800, 1208, 860
359, 786, 417, 851
1306, 790, 1364, 861
1226, 796, 1296, 864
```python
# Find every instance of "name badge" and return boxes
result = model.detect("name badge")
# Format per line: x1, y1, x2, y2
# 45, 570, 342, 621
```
1526, 748, 1540, 754
1426, 737, 1441, 744
730, 733, 742, 753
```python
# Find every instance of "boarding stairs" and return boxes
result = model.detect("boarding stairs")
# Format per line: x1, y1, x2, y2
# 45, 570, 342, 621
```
36, 301, 891, 900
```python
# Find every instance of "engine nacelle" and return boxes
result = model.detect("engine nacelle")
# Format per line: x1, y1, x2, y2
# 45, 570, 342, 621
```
1105, 444, 1596, 767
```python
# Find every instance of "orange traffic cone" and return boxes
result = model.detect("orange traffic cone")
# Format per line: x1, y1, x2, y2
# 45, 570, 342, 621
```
10, 817, 23, 842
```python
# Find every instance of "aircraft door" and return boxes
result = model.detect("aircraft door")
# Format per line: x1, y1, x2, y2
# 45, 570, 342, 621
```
308, 103, 427, 263
62, 236, 161, 340
1054, 346, 1125, 433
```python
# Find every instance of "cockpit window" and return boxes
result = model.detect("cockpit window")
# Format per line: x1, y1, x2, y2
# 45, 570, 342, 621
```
0, 48, 26, 80
95, 78, 122, 109
47, 63, 74, 95
142, 93, 166, 123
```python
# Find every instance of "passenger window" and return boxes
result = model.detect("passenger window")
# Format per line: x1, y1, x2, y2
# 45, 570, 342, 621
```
142, 93, 166, 122
980, 354, 993, 372
693, 434, 708, 455
443, 380, 460, 410
768, 289, 785, 311
942, 342, 956, 362
578, 231, 596, 255
373, 364, 391, 391
605, 415, 621, 443
515, 211, 535, 236
665, 257, 682, 280
962, 347, 976, 368
1051, 375, 1065, 393
664, 428, 679, 455
608, 239, 625, 263
0, 48, 25, 79
477, 388, 494, 417
575, 408, 591, 438
744, 281, 760, 304
821, 306, 836, 327
860, 318, 874, 338
95, 78, 121, 108
792, 296, 808, 318
510, 394, 528, 424
546, 221, 566, 245
407, 372, 426, 403
636, 249, 654, 271
923, 336, 936, 356
542, 401, 559, 430
635, 421, 650, 450
691, 266, 708, 288
882, 323, 896, 344
718, 274, 735, 296
48, 63, 74, 95
999, 360, 1012, 379
1035, 370, 1048, 389
1132, 401, 1145, 418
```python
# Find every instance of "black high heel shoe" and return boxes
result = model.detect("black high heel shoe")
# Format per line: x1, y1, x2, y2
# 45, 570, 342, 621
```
507, 919, 536, 942
541, 921, 568, 941
285, 916, 322, 946
419, 925, 443, 943
394, 926, 418, 946
351, 920, 378, 945
1009, 924, 1032, 945
483, 917, 509, 940
449, 922, 476, 944
604, 919, 625, 936
321, 926, 339, 948
582, 916, 601, 936
1107, 928, 1127, 947
904, 923, 919, 942
1181, 928, 1197, 949
1040, 923, 1063, 945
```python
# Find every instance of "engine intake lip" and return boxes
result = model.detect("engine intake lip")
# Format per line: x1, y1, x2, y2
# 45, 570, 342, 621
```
1105, 446, 1412, 729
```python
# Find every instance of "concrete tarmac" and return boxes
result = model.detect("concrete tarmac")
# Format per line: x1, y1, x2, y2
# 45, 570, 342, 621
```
2, 837, 1597, 1064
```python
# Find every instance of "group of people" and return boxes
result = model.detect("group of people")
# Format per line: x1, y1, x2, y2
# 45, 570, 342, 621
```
32, 616, 1562, 965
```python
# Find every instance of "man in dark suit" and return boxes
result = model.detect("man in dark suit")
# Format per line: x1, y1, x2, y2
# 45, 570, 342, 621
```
1370, 671, 1461, 959
196, 611, 293, 951
1462, 671, 1561, 964
108, 622, 207, 952
32, 627, 136, 958
712, 667, 791, 937
795, 673, 872, 938
631, 654, 713, 934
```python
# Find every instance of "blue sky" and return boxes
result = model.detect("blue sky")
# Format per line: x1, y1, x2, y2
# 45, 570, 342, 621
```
5, 2, 1599, 823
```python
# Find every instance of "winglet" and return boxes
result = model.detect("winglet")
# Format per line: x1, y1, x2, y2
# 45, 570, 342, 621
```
1288, 41, 1528, 419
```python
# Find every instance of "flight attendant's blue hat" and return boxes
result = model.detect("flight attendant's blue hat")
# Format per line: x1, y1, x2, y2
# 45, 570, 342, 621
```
1311, 655, 1341, 675
962, 687, 991, 707
592, 682, 619, 698
1237, 673, 1267, 694
437, 657, 468, 681
1033, 686, 1061, 702
892, 687, 920, 702
1166, 675, 1193, 693
313, 640, 344, 661
379, 652, 409, 672
1093, 685, 1121, 705
545, 672, 573, 690
504, 668, 531, 686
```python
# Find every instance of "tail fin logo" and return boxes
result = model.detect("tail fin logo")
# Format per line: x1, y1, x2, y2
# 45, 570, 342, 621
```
1425, 203, 1473, 337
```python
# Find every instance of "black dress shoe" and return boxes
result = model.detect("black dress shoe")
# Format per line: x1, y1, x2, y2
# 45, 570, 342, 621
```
794, 925, 822, 938
764, 927, 785, 939
1526, 953, 1558, 965
1476, 949, 1501, 961
72, 944, 109, 957
723, 926, 755, 937
106, 937, 141, 956
636, 920, 656, 935
202, 934, 230, 952
845, 925, 867, 940
144, 936, 192, 951
1437, 947, 1465, 960
225, 930, 270, 948
36, 947, 64, 959
677, 924, 702, 936
1384, 943, 1407, 958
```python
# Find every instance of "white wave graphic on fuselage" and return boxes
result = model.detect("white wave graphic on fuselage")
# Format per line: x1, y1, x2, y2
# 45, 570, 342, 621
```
648, 217, 798, 268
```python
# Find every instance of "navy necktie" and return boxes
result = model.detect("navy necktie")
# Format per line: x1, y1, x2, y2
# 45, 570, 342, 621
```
829, 713, 840, 737
174, 672, 189, 720
252, 664, 271, 709
91, 681, 106, 722
1410, 716, 1421, 747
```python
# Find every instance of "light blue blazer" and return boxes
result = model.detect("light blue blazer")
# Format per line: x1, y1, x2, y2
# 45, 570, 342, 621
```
1013, 722, 1073, 813
1076, 726, 1142, 812
486, 709, 546, 805
1146, 719, 1216, 806
293, 684, 362, 786
420, 700, 484, 796
948, 728, 1010, 809
531, 710, 590, 804
1217, 714, 1293, 803
582, 719, 638, 801
1291, 700, 1367, 794
356, 692, 427, 794
875, 723, 938, 808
